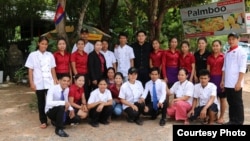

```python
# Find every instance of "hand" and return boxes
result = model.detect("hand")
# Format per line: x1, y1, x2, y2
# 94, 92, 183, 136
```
92, 80, 97, 85
131, 104, 138, 111
69, 110, 75, 119
30, 83, 36, 91
199, 108, 207, 119
187, 110, 194, 118
158, 102, 163, 108
65, 102, 70, 111
235, 82, 241, 91
194, 76, 198, 83
164, 77, 168, 83
138, 98, 145, 104
54, 79, 58, 85
82, 104, 88, 112
96, 103, 104, 112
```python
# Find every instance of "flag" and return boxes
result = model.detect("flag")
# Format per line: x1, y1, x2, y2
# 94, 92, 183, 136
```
54, 3, 65, 25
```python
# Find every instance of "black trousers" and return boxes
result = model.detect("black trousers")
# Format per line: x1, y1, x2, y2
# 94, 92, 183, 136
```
46, 106, 65, 130
124, 102, 145, 120
36, 89, 48, 124
225, 88, 244, 125
89, 105, 113, 123
147, 100, 167, 119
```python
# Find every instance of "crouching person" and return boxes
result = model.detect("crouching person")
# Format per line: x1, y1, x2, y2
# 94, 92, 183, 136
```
87, 79, 113, 127
187, 69, 219, 125
140, 67, 167, 126
45, 74, 76, 137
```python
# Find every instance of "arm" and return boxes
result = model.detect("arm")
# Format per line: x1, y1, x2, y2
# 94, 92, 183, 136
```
149, 58, 153, 68
120, 98, 138, 111
69, 97, 82, 109
220, 71, 225, 90
112, 63, 117, 72
46, 88, 65, 107
71, 62, 77, 75
51, 68, 58, 84
28, 68, 36, 91
200, 96, 216, 119
130, 59, 134, 67
235, 72, 244, 91
189, 63, 195, 82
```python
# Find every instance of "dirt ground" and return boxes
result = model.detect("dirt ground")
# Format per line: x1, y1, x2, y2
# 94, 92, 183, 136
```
0, 72, 250, 141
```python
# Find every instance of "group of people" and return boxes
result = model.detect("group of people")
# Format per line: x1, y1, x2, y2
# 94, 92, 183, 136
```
25, 29, 248, 137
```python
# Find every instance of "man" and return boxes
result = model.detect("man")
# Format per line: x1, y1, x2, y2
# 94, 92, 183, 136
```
221, 32, 247, 125
71, 28, 94, 54
114, 32, 135, 81
140, 67, 167, 126
45, 74, 75, 137
187, 69, 219, 125
119, 67, 145, 125
100, 39, 117, 71
131, 30, 152, 86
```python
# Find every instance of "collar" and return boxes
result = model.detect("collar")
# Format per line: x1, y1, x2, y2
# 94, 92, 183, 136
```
228, 45, 238, 52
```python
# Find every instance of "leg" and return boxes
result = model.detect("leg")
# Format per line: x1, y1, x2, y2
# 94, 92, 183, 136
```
124, 107, 139, 122
113, 103, 123, 116
36, 90, 48, 125
207, 103, 218, 125
89, 106, 101, 127
174, 101, 192, 121
217, 97, 227, 124
232, 89, 244, 125
46, 106, 65, 130
99, 105, 113, 124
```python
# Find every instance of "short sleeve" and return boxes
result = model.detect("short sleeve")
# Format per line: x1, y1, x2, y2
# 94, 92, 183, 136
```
50, 53, 56, 68
193, 84, 199, 98
70, 52, 76, 62
118, 84, 126, 99
185, 82, 194, 97
25, 52, 34, 69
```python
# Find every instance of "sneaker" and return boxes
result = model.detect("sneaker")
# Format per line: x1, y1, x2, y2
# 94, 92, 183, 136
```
134, 119, 143, 125
159, 119, 166, 126
99, 120, 110, 125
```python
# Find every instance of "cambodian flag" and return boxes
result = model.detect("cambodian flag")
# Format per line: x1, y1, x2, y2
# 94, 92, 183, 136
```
54, 3, 65, 25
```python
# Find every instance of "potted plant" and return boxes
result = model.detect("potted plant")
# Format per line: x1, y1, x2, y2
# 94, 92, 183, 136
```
14, 67, 28, 84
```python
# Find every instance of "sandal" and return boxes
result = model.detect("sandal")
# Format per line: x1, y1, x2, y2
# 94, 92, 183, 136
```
216, 119, 224, 124
40, 123, 47, 129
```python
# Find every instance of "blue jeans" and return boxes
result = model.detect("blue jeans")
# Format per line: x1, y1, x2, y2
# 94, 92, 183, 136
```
112, 100, 123, 116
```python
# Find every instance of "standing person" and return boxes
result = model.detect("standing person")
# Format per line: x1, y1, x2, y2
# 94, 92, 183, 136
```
68, 74, 88, 123
25, 36, 57, 129
45, 74, 75, 137
131, 30, 152, 86
166, 68, 194, 125
187, 69, 219, 125
101, 39, 117, 71
71, 28, 94, 54
53, 37, 71, 80
149, 39, 164, 71
87, 79, 113, 127
88, 40, 107, 90
114, 32, 135, 81
221, 32, 247, 125
194, 37, 211, 83
70, 39, 90, 100
207, 40, 226, 124
119, 67, 145, 125
108, 72, 124, 117
141, 67, 167, 126
179, 41, 195, 82
162, 37, 180, 88
106, 67, 115, 86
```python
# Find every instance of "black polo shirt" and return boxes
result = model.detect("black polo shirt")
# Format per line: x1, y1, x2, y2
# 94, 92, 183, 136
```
194, 50, 211, 76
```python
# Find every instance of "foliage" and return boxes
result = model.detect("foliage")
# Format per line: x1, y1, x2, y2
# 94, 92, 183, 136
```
14, 66, 28, 82
28, 37, 57, 53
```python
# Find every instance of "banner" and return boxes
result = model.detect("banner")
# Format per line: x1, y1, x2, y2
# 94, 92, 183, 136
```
180, 0, 246, 38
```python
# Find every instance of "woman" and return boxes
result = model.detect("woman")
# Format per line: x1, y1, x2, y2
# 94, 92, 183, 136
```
207, 40, 226, 124
108, 72, 124, 117
88, 40, 107, 90
149, 39, 164, 76
179, 40, 195, 82
53, 37, 71, 80
70, 39, 90, 100
106, 67, 115, 86
194, 37, 211, 83
68, 74, 88, 123
87, 79, 113, 127
25, 36, 57, 129
167, 68, 194, 124
162, 37, 180, 88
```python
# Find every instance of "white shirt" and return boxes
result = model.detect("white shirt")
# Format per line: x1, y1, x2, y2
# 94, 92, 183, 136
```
119, 80, 144, 109
100, 50, 116, 69
88, 88, 112, 104
71, 42, 94, 54
114, 45, 135, 77
142, 79, 166, 103
222, 47, 247, 88
45, 84, 73, 113
170, 80, 194, 105
193, 82, 218, 108
25, 50, 56, 90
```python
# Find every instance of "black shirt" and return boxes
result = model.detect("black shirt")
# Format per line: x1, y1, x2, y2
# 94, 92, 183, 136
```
131, 42, 152, 69
194, 50, 211, 76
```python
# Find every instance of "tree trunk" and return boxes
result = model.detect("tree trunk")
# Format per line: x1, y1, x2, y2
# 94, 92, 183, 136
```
77, 0, 90, 36
148, 0, 159, 41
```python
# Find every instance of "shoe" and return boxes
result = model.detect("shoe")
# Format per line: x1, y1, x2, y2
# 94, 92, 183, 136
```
134, 119, 143, 125
126, 117, 134, 123
89, 121, 99, 127
159, 119, 166, 126
99, 120, 110, 125
150, 115, 157, 120
223, 121, 236, 125
51, 121, 56, 126
55, 129, 69, 137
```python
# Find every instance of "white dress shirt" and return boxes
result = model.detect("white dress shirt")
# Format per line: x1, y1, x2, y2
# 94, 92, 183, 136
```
45, 84, 73, 113
25, 50, 56, 90
114, 45, 135, 77
142, 79, 166, 103
194, 82, 218, 108
88, 88, 112, 104
100, 50, 116, 69
119, 80, 144, 110
71, 42, 94, 54
222, 47, 247, 88
170, 80, 194, 105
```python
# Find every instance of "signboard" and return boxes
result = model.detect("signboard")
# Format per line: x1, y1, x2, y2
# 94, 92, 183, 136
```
180, 0, 246, 38
246, 13, 250, 33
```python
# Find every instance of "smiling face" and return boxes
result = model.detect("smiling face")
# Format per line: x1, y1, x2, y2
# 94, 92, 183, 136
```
114, 74, 123, 85
178, 69, 188, 83
107, 69, 115, 79
137, 32, 146, 44
38, 40, 48, 52
181, 43, 189, 54
77, 40, 85, 51
228, 36, 239, 47
150, 70, 159, 82
59, 76, 70, 89
170, 38, 178, 49
212, 41, 222, 54
199, 75, 210, 87
75, 76, 85, 88
198, 39, 207, 51
57, 39, 66, 51
152, 40, 160, 51
98, 79, 108, 93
